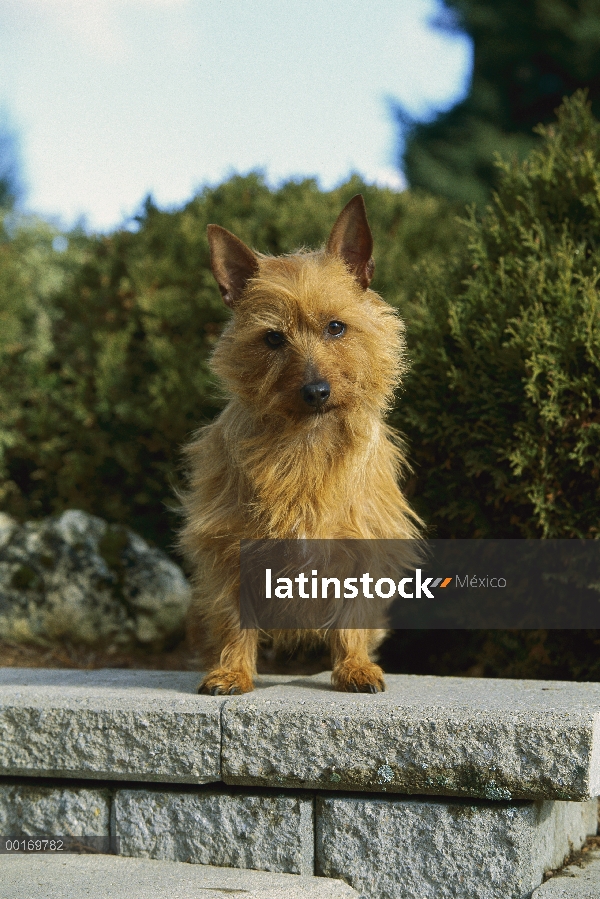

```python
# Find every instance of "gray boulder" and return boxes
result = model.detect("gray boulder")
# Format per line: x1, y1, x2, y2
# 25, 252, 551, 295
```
0, 510, 190, 651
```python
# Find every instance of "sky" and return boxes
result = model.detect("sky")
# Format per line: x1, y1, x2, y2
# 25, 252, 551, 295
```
0, 0, 472, 233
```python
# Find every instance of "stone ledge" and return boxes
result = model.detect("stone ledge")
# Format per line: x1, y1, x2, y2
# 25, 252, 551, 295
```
0, 854, 358, 898
0, 669, 222, 783
2, 668, 600, 799
223, 672, 600, 800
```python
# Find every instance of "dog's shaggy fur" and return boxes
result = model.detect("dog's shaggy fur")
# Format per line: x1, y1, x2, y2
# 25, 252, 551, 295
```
179, 195, 420, 694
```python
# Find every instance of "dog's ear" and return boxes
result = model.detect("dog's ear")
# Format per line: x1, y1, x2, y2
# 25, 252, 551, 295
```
207, 225, 259, 308
326, 194, 374, 289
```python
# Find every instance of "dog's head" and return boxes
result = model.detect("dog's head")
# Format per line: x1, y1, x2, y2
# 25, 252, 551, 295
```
207, 195, 406, 425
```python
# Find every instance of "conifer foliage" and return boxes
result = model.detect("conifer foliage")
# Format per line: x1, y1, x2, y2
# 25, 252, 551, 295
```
399, 0, 600, 205
0, 176, 458, 553
397, 91, 600, 538
1, 94, 599, 552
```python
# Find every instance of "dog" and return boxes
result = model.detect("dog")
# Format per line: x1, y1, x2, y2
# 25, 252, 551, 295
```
178, 195, 420, 694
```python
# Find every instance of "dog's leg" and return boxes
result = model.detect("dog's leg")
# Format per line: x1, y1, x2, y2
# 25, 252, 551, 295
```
329, 629, 386, 693
198, 626, 258, 695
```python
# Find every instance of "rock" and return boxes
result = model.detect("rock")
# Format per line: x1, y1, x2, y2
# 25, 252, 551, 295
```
0, 510, 190, 651
4, 669, 600, 803
2, 668, 600, 899
0, 778, 596, 899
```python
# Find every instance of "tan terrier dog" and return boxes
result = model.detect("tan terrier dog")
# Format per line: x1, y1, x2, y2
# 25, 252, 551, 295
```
179, 195, 419, 694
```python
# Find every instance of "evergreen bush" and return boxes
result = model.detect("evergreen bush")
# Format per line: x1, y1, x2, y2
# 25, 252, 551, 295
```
396, 90, 600, 540
3, 95, 600, 679
0, 175, 459, 554
399, 0, 600, 206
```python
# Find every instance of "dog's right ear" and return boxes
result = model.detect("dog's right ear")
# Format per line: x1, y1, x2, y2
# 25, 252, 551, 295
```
207, 225, 259, 308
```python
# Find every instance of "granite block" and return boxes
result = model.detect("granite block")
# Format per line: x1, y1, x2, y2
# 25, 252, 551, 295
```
315, 794, 597, 899
222, 673, 600, 800
114, 785, 313, 874
0, 669, 221, 783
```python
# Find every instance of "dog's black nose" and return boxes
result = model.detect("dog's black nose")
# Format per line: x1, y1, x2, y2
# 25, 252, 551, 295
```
301, 380, 331, 409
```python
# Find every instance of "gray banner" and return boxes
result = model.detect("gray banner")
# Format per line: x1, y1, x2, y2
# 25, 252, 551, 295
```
239, 539, 600, 629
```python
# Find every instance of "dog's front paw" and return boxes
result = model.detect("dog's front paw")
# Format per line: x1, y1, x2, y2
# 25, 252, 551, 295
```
332, 661, 386, 693
198, 668, 254, 696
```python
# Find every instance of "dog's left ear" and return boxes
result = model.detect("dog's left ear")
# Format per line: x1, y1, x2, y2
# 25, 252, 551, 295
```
326, 194, 374, 289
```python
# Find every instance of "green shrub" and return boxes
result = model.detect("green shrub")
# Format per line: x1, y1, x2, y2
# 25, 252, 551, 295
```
0, 175, 460, 555
0, 216, 86, 510
4, 88, 600, 555
3, 99, 600, 679
396, 90, 600, 539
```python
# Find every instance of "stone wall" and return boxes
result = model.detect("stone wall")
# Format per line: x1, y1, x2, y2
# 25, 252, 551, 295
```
1, 668, 599, 898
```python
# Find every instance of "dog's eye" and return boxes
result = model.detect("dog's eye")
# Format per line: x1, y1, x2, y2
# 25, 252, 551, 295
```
265, 331, 285, 348
327, 321, 346, 337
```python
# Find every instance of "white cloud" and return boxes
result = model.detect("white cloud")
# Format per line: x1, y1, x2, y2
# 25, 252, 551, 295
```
367, 168, 407, 192
0, 0, 470, 231
17, 0, 189, 62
